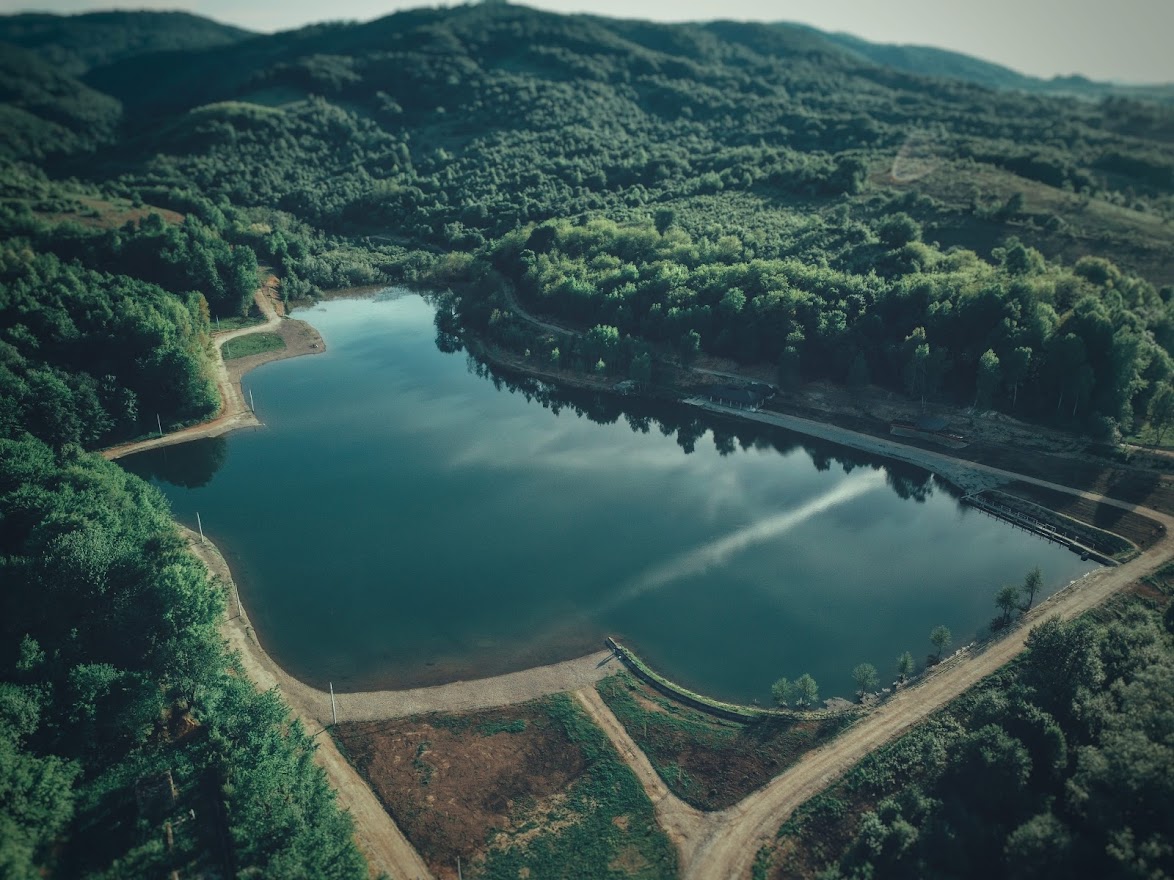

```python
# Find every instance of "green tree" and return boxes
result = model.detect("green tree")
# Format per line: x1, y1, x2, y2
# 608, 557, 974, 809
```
629, 351, 652, 385
793, 673, 819, 708
976, 349, 1001, 409
852, 663, 879, 699
1147, 382, 1174, 444
771, 677, 794, 708
897, 651, 915, 682
996, 584, 1023, 626
878, 212, 921, 249
1021, 567, 1043, 611
1004, 346, 1032, 409
930, 625, 952, 660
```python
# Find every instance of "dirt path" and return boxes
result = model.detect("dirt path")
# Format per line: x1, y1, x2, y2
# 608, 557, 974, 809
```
101, 284, 323, 462
574, 688, 714, 867
681, 501, 1174, 880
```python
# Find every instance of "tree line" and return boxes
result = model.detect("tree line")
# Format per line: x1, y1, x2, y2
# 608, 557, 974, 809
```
474, 216, 1174, 437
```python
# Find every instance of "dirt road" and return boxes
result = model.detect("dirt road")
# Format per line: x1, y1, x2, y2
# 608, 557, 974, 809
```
101, 286, 323, 461
574, 688, 713, 867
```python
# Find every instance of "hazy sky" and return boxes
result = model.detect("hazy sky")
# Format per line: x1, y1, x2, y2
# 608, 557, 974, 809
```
7, 0, 1174, 84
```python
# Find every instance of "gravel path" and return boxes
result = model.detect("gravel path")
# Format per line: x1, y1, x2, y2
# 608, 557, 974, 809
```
574, 688, 713, 867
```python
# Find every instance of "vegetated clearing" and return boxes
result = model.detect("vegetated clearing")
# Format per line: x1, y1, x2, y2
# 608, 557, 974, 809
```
221, 332, 285, 360
214, 311, 265, 332
29, 194, 185, 229
332, 694, 676, 880
880, 160, 1174, 287
1002, 480, 1166, 551
596, 673, 855, 812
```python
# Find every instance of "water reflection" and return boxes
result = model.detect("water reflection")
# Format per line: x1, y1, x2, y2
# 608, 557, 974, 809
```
122, 436, 227, 488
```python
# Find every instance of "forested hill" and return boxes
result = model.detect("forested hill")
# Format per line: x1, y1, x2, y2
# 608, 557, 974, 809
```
1, 7, 1174, 877
0, 10, 252, 76
1, 2, 1173, 449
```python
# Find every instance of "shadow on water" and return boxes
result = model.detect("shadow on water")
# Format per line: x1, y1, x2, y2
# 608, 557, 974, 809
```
119, 437, 228, 488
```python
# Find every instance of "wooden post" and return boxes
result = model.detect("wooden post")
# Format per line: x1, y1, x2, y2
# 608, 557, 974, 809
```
329, 682, 338, 726
235, 589, 242, 619
216, 316, 221, 331
249, 388, 255, 413
157, 413, 163, 437
196, 512, 204, 542
458, 856, 463, 880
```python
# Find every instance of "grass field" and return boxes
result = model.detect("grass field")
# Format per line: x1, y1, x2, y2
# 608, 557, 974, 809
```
214, 313, 265, 332
597, 673, 855, 811
221, 332, 284, 360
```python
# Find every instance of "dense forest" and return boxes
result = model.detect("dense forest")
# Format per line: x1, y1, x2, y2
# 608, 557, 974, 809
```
1, 4, 1173, 875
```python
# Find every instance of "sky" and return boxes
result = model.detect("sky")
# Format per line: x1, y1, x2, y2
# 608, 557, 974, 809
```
6, 0, 1174, 84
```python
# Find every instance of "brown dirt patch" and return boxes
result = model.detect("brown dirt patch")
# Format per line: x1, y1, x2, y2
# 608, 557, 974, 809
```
610, 844, 651, 875
333, 705, 587, 880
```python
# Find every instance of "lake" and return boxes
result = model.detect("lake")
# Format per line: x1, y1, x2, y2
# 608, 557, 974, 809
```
120, 291, 1096, 703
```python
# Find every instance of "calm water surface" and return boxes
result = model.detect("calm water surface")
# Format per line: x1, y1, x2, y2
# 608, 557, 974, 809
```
122, 292, 1095, 702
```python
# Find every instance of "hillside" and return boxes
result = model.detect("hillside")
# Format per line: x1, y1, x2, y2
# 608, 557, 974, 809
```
2, 6, 1174, 878
0, 10, 252, 75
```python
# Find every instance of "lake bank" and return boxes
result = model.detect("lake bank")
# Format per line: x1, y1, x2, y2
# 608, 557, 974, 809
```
120, 292, 1096, 703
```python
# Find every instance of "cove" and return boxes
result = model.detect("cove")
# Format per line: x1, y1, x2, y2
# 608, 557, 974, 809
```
120, 291, 1096, 703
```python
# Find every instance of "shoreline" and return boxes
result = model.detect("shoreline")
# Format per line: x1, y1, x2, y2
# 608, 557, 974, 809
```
182, 526, 618, 725
101, 284, 325, 461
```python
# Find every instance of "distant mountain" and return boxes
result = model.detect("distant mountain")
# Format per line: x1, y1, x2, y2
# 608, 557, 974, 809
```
0, 10, 253, 76
792, 24, 1174, 103
0, 41, 121, 159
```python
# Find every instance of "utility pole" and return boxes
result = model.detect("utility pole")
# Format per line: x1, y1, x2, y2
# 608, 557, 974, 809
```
458, 856, 463, 880
329, 683, 338, 725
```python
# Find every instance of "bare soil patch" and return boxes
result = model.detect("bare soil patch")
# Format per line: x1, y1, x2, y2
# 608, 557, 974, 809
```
333, 697, 676, 880
335, 704, 584, 879
597, 673, 854, 812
